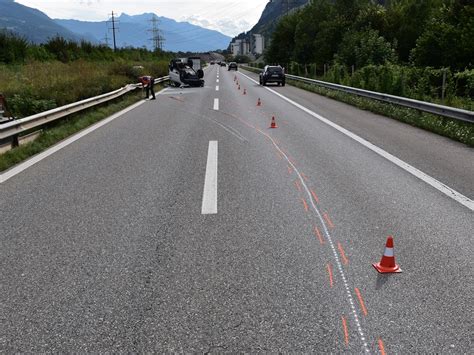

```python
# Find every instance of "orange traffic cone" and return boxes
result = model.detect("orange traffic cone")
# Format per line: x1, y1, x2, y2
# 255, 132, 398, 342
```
373, 236, 402, 273
269, 116, 278, 128
243, 88, 246, 95
257, 98, 262, 106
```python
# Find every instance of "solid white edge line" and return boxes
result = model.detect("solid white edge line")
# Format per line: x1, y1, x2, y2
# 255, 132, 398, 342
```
213, 98, 219, 110
201, 140, 218, 214
238, 71, 474, 212
0, 88, 169, 184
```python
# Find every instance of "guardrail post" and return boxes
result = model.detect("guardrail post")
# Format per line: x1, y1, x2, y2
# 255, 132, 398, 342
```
12, 134, 19, 148
442, 68, 447, 104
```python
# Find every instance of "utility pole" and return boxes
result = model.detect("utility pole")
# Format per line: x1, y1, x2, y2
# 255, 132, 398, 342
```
107, 11, 119, 51
102, 32, 110, 48
148, 14, 164, 51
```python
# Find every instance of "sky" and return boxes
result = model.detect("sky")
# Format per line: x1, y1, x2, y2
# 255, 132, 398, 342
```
14, 0, 270, 36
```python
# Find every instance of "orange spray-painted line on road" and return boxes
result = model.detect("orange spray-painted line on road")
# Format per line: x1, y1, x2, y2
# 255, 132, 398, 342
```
301, 198, 309, 212
310, 188, 320, 203
287, 166, 293, 175
354, 287, 368, 316
323, 212, 335, 229
378, 338, 386, 355
301, 172, 309, 181
313, 225, 325, 244
341, 316, 349, 345
327, 263, 334, 287
294, 179, 302, 192
276, 151, 283, 160
338, 242, 349, 265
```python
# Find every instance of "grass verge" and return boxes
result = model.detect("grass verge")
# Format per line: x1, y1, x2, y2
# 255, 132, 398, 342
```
241, 66, 474, 146
0, 91, 144, 172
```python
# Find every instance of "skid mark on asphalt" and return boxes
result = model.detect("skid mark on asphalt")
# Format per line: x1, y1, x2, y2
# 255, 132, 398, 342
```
220, 113, 370, 353
219, 107, 371, 353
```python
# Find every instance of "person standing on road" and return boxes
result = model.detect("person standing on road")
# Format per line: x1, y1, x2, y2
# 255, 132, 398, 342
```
139, 76, 156, 100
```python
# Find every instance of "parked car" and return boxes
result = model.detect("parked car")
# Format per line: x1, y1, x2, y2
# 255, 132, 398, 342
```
228, 62, 238, 71
259, 65, 285, 86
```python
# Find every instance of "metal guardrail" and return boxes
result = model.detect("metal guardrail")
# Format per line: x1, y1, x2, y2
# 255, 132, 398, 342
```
0, 76, 169, 145
241, 66, 474, 123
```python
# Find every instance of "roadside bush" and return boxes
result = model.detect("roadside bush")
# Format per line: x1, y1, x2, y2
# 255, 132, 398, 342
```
0, 30, 28, 63
7, 95, 56, 117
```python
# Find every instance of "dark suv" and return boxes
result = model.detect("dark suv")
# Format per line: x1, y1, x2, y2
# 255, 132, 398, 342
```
259, 65, 285, 86
228, 62, 238, 71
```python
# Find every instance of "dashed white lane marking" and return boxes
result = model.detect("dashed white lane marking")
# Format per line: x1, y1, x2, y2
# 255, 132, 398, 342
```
216, 79, 219, 83
201, 140, 218, 214
238, 71, 474, 212
216, 85, 219, 91
213, 98, 219, 110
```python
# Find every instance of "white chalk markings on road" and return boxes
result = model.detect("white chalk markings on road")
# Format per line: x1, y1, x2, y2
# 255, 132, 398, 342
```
238, 71, 474, 212
259, 129, 370, 353
213, 98, 219, 111
201, 141, 218, 214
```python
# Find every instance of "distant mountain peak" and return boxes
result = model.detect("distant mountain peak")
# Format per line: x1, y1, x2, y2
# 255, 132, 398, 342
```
56, 12, 231, 52
0, 2, 230, 51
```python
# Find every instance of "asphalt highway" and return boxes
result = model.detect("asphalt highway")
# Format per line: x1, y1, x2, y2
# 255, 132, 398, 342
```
1, 64, 473, 353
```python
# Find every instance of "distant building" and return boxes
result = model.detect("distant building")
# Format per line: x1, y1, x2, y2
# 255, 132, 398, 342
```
252, 34, 264, 55
231, 39, 242, 56
230, 34, 265, 57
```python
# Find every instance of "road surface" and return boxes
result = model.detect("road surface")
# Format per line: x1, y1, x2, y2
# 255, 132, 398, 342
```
1, 65, 473, 353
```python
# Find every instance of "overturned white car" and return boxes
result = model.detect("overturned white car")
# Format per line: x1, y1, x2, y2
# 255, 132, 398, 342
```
169, 57, 204, 87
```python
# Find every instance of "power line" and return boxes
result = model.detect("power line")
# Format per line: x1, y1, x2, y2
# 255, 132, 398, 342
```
148, 14, 164, 51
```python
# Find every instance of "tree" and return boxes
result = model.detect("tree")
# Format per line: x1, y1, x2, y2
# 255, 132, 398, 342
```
411, 1, 474, 69
384, 0, 440, 63
265, 12, 300, 64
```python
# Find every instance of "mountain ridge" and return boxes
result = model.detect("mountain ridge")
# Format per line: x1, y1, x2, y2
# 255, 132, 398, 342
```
0, 0, 91, 43
0, 1, 231, 51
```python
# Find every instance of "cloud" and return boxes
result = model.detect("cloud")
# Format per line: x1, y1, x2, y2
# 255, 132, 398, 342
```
79, 0, 99, 6
180, 15, 251, 36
